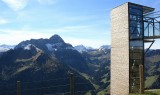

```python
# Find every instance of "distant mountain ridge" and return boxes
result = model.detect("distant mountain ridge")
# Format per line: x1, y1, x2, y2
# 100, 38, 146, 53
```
74, 45, 110, 53
0, 44, 15, 52
74, 45, 92, 52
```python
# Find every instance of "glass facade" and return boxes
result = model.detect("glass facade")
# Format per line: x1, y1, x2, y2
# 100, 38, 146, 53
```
129, 3, 144, 93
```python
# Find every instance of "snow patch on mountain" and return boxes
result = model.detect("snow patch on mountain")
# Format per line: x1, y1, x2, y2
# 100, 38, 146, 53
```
24, 44, 32, 50
46, 43, 53, 51
46, 43, 75, 51
45, 43, 62, 51
75, 45, 110, 53
23, 44, 41, 52
99, 45, 110, 50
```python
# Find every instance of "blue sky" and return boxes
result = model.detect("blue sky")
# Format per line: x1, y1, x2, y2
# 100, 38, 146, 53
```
0, 0, 160, 48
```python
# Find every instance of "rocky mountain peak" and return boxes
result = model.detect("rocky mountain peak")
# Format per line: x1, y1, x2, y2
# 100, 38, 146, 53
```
74, 45, 87, 52
99, 45, 110, 50
15, 34, 69, 51
49, 34, 64, 43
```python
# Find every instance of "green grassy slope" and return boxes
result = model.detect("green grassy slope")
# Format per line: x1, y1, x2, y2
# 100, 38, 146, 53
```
130, 89, 160, 95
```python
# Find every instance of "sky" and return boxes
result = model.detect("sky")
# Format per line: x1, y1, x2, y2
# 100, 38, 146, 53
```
0, 0, 160, 48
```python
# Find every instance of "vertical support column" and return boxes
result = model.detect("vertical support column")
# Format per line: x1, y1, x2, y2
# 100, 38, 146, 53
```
159, 22, 160, 35
17, 81, 21, 95
139, 65, 144, 94
111, 2, 129, 95
148, 23, 150, 37
153, 18, 155, 36
70, 73, 74, 95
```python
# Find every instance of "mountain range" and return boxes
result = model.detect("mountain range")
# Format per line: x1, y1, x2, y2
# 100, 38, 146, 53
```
0, 34, 160, 95
0, 35, 95, 95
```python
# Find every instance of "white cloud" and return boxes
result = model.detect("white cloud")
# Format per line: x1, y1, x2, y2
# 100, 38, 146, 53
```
0, 17, 9, 24
2, 0, 28, 11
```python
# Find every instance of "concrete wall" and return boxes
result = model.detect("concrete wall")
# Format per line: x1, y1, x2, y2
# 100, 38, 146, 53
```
111, 2, 129, 95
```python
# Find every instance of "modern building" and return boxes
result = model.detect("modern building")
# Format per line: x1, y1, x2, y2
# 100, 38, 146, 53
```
111, 2, 160, 95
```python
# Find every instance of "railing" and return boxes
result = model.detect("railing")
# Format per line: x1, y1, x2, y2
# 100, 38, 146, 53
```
144, 14, 160, 39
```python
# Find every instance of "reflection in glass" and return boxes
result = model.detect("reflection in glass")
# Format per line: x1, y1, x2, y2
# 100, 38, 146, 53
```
129, 3, 143, 93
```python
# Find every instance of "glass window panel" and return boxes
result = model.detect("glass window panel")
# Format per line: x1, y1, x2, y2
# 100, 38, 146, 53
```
130, 66, 139, 73
130, 21, 143, 27
130, 53, 142, 59
130, 21, 143, 28
134, 60, 142, 65
130, 9, 142, 15
129, 3, 143, 93
155, 23, 160, 36
130, 27, 143, 39
130, 41, 143, 47
130, 72, 139, 77
130, 47, 143, 52
137, 16, 142, 21
130, 59, 142, 66
130, 20, 137, 26
129, 78, 140, 91
130, 12, 143, 16
130, 15, 137, 20
130, 34, 139, 39
144, 22, 149, 36
137, 22, 142, 28
130, 59, 142, 65
149, 24, 154, 36
130, 27, 135, 33
129, 4, 142, 10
